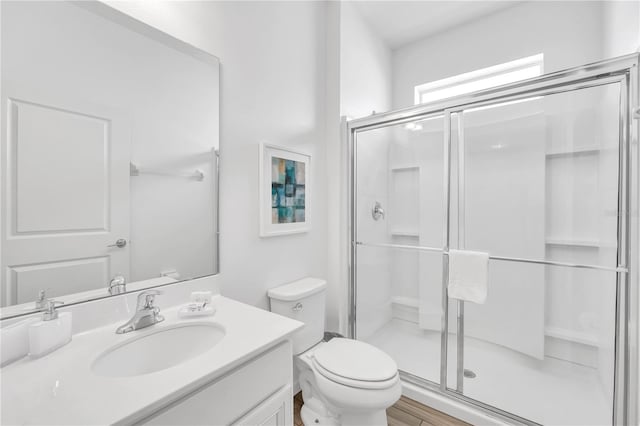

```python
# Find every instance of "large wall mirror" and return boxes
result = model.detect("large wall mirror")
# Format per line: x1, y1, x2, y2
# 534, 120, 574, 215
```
0, 1, 220, 318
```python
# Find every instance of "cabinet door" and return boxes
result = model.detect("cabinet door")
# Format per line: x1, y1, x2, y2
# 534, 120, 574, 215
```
233, 386, 292, 426
136, 342, 292, 425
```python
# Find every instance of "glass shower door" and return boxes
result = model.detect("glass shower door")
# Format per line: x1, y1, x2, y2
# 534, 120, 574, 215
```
447, 83, 623, 425
353, 115, 447, 385
348, 54, 637, 426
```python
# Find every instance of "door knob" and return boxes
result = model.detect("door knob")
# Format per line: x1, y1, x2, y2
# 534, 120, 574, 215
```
107, 239, 127, 248
372, 201, 385, 221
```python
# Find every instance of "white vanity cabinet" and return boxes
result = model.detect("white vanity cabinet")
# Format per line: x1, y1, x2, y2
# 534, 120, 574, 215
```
1, 296, 303, 426
137, 341, 293, 426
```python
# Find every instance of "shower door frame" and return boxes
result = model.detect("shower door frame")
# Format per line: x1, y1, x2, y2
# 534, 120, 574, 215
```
346, 53, 639, 426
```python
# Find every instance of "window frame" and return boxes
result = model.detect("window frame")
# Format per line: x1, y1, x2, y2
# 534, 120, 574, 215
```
414, 54, 544, 105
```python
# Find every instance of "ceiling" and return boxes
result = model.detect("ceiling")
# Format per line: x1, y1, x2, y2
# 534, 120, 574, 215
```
351, 1, 521, 49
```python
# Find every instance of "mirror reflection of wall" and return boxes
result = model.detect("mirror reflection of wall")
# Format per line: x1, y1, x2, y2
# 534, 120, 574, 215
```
1, 1, 219, 311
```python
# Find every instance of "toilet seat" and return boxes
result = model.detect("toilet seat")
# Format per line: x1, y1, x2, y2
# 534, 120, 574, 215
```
311, 338, 398, 390
312, 360, 399, 390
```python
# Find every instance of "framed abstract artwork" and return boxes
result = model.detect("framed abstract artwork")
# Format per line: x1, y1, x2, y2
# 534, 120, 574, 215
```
259, 143, 310, 237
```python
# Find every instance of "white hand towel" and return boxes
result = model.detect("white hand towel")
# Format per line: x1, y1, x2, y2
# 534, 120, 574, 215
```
447, 249, 489, 304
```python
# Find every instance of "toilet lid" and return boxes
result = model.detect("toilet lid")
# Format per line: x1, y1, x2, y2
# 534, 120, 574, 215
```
312, 338, 398, 382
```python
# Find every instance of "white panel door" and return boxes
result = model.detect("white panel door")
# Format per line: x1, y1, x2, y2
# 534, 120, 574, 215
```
1, 93, 130, 306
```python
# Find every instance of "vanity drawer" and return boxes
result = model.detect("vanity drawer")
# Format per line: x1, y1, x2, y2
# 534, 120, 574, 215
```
138, 341, 292, 426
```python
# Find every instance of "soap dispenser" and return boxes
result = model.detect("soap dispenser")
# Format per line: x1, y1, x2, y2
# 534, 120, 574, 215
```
28, 300, 73, 358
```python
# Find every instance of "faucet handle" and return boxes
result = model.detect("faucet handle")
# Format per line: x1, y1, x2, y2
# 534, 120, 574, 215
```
136, 290, 163, 310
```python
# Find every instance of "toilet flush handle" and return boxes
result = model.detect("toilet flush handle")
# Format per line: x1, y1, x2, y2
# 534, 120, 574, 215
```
292, 303, 303, 312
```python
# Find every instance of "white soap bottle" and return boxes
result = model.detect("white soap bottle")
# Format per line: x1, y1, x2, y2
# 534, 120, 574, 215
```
28, 300, 73, 358
0, 317, 38, 366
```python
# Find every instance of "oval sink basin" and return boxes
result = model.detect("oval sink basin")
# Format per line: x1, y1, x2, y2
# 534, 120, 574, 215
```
92, 322, 225, 378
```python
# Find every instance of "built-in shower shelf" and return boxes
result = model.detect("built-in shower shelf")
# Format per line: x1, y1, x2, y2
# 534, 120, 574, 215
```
389, 229, 420, 238
390, 165, 419, 171
545, 146, 600, 157
545, 326, 598, 347
545, 238, 601, 248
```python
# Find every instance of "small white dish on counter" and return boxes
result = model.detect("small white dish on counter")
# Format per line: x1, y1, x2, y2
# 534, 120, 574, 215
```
178, 303, 216, 318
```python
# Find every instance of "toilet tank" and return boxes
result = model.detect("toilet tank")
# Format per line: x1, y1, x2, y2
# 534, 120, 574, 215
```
268, 278, 327, 355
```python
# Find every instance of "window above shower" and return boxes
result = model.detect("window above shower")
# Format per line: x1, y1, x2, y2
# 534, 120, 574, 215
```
413, 54, 544, 105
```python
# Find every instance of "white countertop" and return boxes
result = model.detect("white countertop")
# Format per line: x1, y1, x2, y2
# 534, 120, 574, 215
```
1, 295, 303, 425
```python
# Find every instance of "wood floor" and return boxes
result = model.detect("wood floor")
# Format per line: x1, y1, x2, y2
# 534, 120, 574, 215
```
293, 392, 469, 426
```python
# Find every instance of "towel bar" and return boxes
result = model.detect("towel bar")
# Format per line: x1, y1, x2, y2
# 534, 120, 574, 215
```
354, 241, 627, 273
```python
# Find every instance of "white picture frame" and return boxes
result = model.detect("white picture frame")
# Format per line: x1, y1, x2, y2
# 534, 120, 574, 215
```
259, 143, 310, 237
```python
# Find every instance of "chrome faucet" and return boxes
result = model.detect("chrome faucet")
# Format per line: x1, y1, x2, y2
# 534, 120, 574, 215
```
116, 290, 164, 334
35, 289, 47, 310
109, 275, 127, 295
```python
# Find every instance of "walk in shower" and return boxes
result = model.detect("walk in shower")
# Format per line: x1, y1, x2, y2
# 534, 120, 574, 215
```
347, 54, 639, 425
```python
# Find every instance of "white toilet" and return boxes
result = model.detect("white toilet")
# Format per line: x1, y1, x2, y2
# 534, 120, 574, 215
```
268, 278, 401, 426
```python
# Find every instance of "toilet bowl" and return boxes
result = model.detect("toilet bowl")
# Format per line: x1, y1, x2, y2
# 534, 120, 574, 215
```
268, 278, 401, 425
297, 339, 401, 425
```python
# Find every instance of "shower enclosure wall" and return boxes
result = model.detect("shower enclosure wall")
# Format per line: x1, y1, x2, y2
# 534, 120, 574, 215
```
346, 54, 639, 425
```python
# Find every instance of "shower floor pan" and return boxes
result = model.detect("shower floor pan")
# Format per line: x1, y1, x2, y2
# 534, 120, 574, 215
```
365, 318, 610, 426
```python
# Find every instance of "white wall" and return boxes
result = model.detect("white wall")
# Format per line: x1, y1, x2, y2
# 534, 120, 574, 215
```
602, 0, 640, 58
392, 1, 605, 110
339, 2, 392, 119
105, 1, 329, 312
324, 2, 343, 332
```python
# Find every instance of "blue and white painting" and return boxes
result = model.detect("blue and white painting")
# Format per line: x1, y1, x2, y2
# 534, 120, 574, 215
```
271, 158, 305, 224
